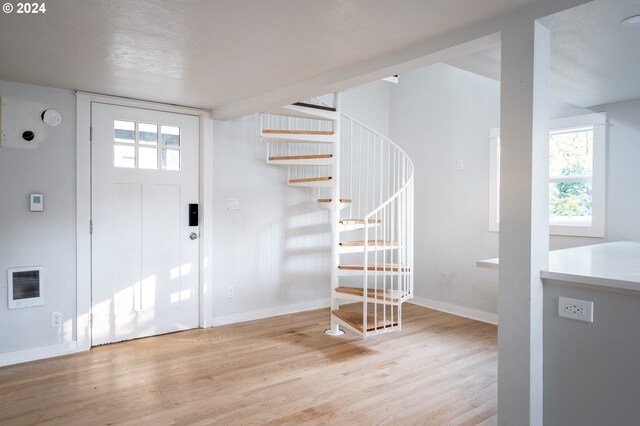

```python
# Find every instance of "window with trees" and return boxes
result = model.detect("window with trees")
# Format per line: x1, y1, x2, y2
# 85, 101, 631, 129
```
489, 113, 607, 237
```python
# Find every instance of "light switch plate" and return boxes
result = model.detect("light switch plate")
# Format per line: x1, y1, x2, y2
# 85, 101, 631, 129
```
227, 197, 240, 211
30, 193, 44, 212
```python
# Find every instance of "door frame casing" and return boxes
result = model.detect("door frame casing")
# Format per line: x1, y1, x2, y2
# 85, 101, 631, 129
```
76, 92, 214, 351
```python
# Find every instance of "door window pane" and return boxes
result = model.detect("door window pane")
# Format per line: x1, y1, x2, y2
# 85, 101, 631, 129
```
114, 145, 136, 168
113, 120, 182, 171
161, 126, 181, 148
138, 123, 158, 145
162, 149, 180, 171
139, 146, 158, 169
114, 120, 135, 143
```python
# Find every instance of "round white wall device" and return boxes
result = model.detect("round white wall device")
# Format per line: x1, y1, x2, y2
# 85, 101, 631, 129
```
41, 109, 62, 127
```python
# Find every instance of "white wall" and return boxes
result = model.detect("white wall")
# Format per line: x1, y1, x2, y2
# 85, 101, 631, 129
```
340, 81, 390, 137
600, 100, 640, 242
210, 115, 331, 323
209, 83, 391, 324
0, 81, 76, 354
389, 63, 501, 319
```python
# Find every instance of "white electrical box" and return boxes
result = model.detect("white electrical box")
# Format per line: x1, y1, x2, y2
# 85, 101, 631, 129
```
8, 266, 44, 309
0, 97, 45, 149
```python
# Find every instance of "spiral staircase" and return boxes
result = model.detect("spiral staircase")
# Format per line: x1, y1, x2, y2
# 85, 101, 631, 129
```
261, 93, 414, 337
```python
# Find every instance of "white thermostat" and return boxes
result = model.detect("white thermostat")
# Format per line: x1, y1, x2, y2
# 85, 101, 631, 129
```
8, 266, 44, 309
30, 193, 44, 211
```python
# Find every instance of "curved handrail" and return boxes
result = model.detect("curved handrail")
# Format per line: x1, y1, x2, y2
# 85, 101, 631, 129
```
315, 96, 415, 219
339, 113, 415, 174
317, 96, 415, 177
365, 175, 414, 220
339, 111, 414, 220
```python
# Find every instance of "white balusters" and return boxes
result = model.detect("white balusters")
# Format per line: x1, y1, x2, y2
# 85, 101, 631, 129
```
338, 111, 414, 336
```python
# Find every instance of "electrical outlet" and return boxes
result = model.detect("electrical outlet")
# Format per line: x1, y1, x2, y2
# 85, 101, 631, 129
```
457, 160, 464, 170
51, 312, 62, 328
558, 297, 594, 323
227, 286, 234, 298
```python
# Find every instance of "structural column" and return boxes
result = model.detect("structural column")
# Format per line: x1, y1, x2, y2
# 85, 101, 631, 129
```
498, 20, 550, 426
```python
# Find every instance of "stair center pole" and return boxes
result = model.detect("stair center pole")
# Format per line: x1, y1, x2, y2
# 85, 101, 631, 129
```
326, 92, 344, 336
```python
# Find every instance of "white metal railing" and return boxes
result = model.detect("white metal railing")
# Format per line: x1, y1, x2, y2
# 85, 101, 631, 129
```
261, 94, 414, 337
338, 113, 414, 336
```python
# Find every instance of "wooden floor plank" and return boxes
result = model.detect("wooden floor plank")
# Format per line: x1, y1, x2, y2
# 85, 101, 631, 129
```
0, 304, 497, 425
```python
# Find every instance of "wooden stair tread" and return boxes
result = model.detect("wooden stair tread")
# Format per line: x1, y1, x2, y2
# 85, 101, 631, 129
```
318, 198, 352, 203
289, 176, 332, 184
269, 154, 332, 161
338, 264, 409, 272
339, 219, 382, 225
339, 240, 399, 247
292, 102, 337, 112
263, 129, 334, 135
335, 287, 402, 302
332, 309, 398, 333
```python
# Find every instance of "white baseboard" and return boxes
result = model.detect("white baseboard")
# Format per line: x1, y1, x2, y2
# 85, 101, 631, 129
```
210, 298, 331, 327
409, 296, 498, 325
0, 341, 81, 367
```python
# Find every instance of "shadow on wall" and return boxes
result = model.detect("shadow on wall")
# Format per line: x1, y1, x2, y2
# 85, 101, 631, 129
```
280, 200, 331, 303
251, 126, 333, 306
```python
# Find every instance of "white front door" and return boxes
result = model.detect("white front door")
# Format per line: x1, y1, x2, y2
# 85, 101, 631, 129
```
91, 103, 200, 346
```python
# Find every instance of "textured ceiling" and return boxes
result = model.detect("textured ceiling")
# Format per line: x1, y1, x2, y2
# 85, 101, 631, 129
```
547, 0, 640, 107
446, 0, 640, 108
0, 0, 542, 110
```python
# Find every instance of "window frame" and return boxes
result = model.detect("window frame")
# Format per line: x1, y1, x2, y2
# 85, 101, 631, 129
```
489, 112, 607, 237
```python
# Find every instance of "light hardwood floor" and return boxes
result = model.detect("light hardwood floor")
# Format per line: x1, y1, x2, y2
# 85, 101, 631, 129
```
0, 304, 497, 425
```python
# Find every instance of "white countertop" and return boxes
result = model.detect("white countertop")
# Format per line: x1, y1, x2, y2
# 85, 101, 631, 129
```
541, 241, 640, 291
477, 241, 640, 291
